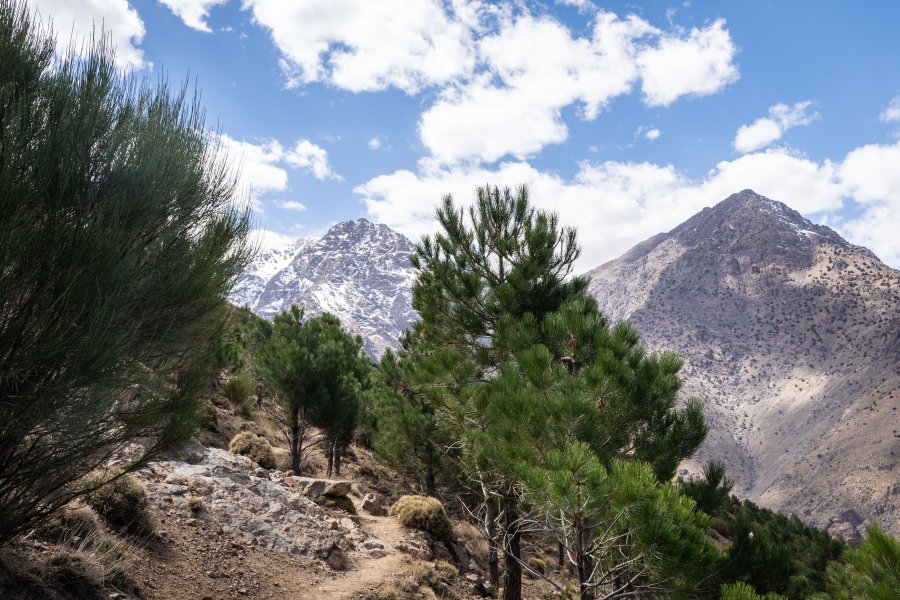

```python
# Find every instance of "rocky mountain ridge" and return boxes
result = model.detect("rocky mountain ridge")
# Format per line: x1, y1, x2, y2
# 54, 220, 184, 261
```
586, 189, 900, 540
230, 219, 418, 357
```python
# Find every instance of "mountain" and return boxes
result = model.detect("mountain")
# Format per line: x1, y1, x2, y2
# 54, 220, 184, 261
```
230, 219, 417, 357
586, 189, 900, 540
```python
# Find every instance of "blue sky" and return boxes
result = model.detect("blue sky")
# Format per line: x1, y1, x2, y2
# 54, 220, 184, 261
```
28, 0, 900, 270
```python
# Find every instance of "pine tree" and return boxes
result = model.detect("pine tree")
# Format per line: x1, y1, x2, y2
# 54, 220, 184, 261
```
371, 332, 470, 496
0, 0, 251, 545
827, 523, 900, 600
410, 185, 591, 598
409, 184, 709, 599
526, 445, 714, 599
255, 307, 369, 475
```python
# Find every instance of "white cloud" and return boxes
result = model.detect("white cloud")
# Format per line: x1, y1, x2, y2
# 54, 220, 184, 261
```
216, 134, 341, 211
217, 134, 290, 202
358, 143, 900, 270
368, 137, 383, 150
241, 3, 738, 165
249, 229, 296, 253
644, 128, 661, 140
158, 0, 228, 32
880, 95, 900, 123
285, 140, 342, 181
636, 19, 738, 106
733, 100, 820, 153
242, 0, 478, 93
273, 200, 308, 212
418, 11, 737, 165
28, 0, 146, 69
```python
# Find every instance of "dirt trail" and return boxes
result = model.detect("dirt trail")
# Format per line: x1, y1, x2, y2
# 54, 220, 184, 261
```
134, 492, 416, 600
305, 494, 416, 598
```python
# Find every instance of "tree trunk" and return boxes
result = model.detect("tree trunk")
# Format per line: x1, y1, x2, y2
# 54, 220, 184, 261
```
558, 542, 564, 566
486, 492, 500, 590
576, 524, 593, 600
425, 456, 436, 497
334, 445, 342, 476
290, 409, 302, 475
325, 442, 334, 478
502, 491, 522, 600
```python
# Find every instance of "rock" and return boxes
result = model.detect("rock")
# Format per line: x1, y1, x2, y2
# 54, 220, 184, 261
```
172, 439, 206, 464
361, 492, 385, 516
361, 539, 392, 559
285, 476, 352, 498
326, 547, 347, 571
134, 446, 370, 566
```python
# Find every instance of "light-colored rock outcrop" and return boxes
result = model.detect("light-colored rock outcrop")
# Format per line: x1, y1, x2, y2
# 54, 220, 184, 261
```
134, 447, 380, 565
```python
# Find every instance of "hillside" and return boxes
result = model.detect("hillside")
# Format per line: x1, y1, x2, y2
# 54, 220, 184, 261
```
230, 219, 417, 357
586, 189, 900, 540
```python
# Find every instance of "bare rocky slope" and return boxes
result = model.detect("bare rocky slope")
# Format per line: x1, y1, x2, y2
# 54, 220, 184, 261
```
586, 189, 900, 540
230, 219, 417, 357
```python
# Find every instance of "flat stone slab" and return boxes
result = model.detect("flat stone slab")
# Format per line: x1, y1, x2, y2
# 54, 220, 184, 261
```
286, 476, 352, 498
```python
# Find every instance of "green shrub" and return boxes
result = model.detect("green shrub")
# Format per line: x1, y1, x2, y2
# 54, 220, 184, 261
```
37, 506, 100, 544
200, 402, 219, 431
228, 432, 277, 469
389, 495, 451, 541
84, 470, 154, 536
222, 374, 256, 405
239, 398, 257, 420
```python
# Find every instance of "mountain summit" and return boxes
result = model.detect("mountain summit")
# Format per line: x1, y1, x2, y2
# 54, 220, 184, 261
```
230, 219, 417, 357
587, 189, 900, 540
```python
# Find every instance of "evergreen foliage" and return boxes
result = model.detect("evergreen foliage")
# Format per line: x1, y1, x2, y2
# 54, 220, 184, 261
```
371, 331, 468, 496
255, 306, 370, 474
680, 467, 844, 598
827, 522, 900, 600
720, 582, 786, 600
222, 375, 256, 406
410, 184, 587, 365
0, 0, 250, 545
395, 184, 710, 600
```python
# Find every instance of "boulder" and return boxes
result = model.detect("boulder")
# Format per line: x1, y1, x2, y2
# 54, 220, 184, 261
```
361, 492, 385, 516
286, 476, 352, 498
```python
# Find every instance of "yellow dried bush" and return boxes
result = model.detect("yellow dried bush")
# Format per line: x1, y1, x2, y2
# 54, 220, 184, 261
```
228, 432, 277, 469
389, 495, 451, 541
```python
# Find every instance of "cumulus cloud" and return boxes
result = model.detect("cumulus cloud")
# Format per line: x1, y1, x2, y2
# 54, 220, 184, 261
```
249, 229, 297, 253
28, 0, 146, 69
644, 128, 661, 140
357, 142, 900, 270
733, 100, 820, 153
242, 0, 478, 93
157, 0, 228, 32
273, 200, 308, 212
241, 3, 737, 165
285, 140, 342, 181
880, 95, 900, 123
419, 11, 737, 164
368, 137, 383, 150
216, 134, 340, 211
636, 19, 738, 106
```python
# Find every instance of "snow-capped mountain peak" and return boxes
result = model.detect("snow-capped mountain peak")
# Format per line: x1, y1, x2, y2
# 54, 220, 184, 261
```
229, 220, 418, 357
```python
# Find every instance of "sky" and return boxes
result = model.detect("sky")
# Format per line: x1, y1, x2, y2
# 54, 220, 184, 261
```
25, 0, 900, 271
